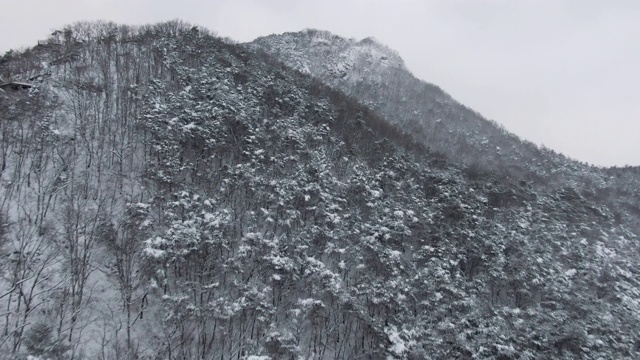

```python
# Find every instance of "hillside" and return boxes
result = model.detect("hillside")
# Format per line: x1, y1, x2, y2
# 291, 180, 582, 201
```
0, 21, 639, 359
249, 28, 640, 235
248, 30, 568, 179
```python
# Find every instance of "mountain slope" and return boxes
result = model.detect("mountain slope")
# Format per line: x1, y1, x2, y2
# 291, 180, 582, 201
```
249, 31, 621, 182
249, 28, 640, 236
0, 22, 639, 359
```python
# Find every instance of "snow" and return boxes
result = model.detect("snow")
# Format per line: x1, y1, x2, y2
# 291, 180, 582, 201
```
246, 355, 270, 360
143, 236, 167, 258
245, 232, 260, 240
183, 122, 197, 130
298, 298, 323, 308
203, 212, 224, 227
385, 325, 413, 358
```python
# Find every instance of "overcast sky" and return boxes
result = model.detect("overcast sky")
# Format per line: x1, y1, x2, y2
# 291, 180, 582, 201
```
1, 0, 638, 166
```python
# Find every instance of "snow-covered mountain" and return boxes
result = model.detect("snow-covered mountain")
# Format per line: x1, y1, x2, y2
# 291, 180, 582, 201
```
249, 28, 640, 233
256, 30, 407, 84
0, 21, 639, 359
249, 30, 588, 179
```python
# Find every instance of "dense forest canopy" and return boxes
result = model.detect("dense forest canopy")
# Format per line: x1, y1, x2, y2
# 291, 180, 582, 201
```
0, 20, 639, 359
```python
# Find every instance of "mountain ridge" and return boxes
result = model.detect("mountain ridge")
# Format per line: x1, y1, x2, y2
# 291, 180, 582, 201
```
249, 30, 569, 173
250, 29, 633, 169
248, 28, 640, 232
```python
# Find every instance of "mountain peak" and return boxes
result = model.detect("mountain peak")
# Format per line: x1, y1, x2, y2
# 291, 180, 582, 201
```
251, 29, 406, 80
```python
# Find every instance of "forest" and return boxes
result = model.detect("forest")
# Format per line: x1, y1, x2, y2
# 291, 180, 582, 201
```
0, 20, 639, 359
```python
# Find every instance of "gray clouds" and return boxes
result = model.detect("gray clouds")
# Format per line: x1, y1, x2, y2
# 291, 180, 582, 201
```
1, 0, 638, 166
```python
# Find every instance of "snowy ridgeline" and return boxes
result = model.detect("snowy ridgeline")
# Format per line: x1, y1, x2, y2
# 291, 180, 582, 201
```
253, 30, 406, 86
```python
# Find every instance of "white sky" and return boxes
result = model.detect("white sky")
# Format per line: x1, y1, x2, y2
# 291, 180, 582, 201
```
1, 0, 638, 166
